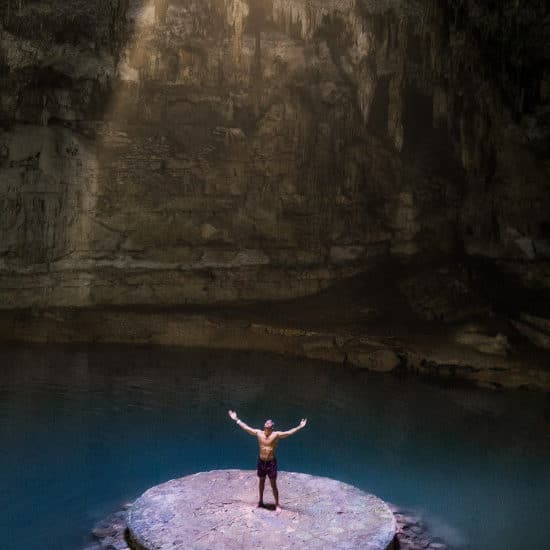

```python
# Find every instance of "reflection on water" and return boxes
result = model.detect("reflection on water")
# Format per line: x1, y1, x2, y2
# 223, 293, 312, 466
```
0, 345, 549, 549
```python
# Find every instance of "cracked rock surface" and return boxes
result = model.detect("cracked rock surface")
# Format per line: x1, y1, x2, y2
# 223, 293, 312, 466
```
126, 470, 397, 550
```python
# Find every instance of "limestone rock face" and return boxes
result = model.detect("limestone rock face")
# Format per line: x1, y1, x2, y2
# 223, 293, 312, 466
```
0, 1, 549, 307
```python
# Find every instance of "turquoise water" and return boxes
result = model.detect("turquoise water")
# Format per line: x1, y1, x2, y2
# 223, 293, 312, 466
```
1, 345, 549, 549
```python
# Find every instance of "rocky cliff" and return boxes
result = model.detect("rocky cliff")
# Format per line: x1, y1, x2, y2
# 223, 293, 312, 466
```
0, 0, 549, 320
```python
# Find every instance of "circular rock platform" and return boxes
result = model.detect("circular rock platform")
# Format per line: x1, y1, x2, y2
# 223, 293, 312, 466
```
127, 470, 397, 550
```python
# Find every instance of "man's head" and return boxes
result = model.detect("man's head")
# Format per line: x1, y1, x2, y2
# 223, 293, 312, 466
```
264, 419, 274, 433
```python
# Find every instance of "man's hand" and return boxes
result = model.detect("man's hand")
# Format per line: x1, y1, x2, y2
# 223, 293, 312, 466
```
278, 418, 307, 438
229, 411, 258, 436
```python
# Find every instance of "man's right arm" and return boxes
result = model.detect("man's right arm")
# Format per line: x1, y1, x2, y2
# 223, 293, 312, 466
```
228, 410, 258, 436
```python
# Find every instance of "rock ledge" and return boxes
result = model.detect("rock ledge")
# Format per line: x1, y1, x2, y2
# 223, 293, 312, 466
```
126, 470, 397, 550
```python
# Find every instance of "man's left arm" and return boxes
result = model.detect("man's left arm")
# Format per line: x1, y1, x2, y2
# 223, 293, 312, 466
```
277, 418, 307, 439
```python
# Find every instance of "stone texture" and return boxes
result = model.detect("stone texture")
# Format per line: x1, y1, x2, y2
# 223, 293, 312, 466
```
2, 1, 550, 384
454, 325, 510, 357
399, 266, 490, 323
90, 496, 448, 550
126, 470, 397, 550
0, 1, 549, 311
511, 313, 550, 351
347, 348, 401, 372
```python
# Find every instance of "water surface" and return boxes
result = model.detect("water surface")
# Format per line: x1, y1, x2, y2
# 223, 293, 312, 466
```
1, 345, 549, 549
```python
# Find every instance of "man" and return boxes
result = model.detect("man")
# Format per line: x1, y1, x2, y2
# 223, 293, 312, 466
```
228, 410, 307, 511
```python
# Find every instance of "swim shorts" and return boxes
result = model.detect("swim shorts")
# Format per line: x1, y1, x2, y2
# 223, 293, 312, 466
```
257, 457, 277, 479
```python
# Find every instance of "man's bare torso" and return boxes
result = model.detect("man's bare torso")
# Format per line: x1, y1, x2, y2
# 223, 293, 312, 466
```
257, 431, 280, 460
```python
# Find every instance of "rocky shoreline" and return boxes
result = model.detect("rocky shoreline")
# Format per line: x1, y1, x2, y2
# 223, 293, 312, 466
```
1, 305, 549, 392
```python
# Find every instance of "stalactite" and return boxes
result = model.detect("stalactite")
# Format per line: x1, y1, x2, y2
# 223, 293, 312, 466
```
225, 0, 249, 67
154, 0, 168, 23
272, 0, 354, 40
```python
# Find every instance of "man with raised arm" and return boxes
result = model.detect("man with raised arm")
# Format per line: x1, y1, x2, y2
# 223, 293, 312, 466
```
228, 410, 307, 512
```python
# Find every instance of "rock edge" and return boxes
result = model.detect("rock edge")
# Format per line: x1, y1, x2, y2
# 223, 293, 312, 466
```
125, 470, 397, 550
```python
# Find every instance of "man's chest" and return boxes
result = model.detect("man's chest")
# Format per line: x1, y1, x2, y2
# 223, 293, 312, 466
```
258, 435, 278, 446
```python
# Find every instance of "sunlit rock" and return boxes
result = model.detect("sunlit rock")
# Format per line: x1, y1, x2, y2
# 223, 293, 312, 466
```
0, 0, 549, 351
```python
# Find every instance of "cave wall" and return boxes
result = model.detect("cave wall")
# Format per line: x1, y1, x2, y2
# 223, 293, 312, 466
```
0, 0, 548, 307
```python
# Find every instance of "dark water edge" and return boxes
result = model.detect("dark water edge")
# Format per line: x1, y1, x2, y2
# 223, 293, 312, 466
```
0, 343, 549, 550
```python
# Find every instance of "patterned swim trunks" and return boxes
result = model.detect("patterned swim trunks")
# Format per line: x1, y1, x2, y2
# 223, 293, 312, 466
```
257, 457, 277, 479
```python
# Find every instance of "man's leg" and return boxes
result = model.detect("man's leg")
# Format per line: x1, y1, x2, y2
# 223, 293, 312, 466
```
258, 477, 266, 507
269, 478, 280, 511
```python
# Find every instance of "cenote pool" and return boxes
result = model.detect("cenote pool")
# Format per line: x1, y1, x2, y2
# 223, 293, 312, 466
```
1, 345, 549, 549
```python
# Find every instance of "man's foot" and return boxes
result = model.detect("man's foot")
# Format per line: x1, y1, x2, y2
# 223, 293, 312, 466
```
257, 501, 264, 508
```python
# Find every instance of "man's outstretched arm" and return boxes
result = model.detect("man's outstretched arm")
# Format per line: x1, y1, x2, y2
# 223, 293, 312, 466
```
228, 410, 258, 436
277, 418, 307, 438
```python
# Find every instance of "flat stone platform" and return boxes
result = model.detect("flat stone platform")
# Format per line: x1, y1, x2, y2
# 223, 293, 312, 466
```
127, 470, 397, 550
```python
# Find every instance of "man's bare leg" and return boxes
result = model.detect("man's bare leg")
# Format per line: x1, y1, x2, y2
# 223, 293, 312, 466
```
258, 477, 266, 507
270, 478, 281, 512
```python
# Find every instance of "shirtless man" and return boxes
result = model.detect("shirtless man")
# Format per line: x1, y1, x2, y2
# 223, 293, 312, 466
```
228, 410, 307, 511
